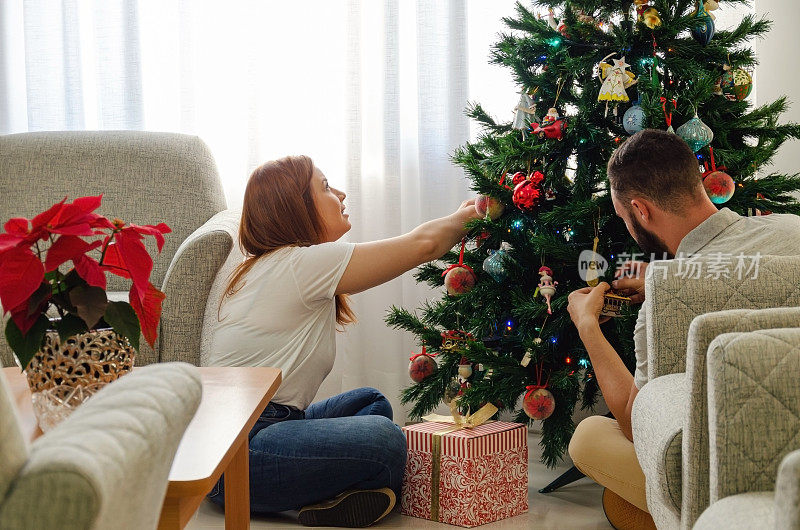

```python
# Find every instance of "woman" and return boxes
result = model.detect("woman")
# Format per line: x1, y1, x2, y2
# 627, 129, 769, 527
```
208, 155, 479, 527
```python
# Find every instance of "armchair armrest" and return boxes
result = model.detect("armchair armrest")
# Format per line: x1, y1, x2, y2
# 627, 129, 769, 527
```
0, 362, 201, 530
775, 449, 800, 529
631, 373, 685, 525
159, 210, 237, 365
683, 307, 800, 528
707, 328, 800, 503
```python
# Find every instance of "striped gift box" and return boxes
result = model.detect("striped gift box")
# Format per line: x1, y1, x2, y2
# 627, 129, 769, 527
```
401, 421, 528, 527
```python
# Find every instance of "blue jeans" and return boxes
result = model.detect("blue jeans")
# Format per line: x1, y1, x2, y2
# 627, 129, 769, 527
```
208, 387, 407, 514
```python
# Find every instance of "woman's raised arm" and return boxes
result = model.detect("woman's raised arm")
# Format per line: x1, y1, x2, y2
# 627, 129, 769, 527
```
336, 199, 480, 295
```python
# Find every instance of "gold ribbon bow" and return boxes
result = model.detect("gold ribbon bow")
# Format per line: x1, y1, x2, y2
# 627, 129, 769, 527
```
420, 402, 498, 520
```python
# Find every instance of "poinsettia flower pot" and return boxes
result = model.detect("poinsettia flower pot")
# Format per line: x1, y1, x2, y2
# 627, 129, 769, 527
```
21, 327, 136, 432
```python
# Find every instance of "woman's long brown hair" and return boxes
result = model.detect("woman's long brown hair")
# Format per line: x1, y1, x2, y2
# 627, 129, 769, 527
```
222, 155, 356, 327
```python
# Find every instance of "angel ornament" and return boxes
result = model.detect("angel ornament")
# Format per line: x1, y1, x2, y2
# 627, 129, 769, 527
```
598, 54, 638, 116
513, 91, 538, 138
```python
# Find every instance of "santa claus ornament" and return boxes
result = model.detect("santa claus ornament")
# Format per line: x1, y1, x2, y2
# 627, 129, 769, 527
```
523, 363, 555, 420
513, 171, 545, 211
458, 356, 473, 379
409, 346, 437, 383
442, 239, 476, 296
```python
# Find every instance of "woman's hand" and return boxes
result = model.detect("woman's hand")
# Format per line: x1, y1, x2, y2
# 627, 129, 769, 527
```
451, 198, 481, 230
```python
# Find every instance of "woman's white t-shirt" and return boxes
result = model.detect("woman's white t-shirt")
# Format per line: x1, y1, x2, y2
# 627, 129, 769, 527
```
208, 241, 355, 409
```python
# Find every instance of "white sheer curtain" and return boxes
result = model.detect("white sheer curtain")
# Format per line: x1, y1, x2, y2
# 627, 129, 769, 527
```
0, 0, 520, 420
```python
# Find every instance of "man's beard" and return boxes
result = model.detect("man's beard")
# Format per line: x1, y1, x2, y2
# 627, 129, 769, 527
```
629, 213, 674, 260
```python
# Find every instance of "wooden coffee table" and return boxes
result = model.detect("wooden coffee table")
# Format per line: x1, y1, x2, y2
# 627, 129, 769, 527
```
5, 366, 282, 530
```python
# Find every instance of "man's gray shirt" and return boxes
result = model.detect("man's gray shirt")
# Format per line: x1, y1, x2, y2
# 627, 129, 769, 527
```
632, 208, 800, 389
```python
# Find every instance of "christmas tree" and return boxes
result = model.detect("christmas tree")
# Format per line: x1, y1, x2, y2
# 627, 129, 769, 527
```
386, 0, 800, 467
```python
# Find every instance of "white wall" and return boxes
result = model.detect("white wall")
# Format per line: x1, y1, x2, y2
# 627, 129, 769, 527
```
755, 0, 800, 178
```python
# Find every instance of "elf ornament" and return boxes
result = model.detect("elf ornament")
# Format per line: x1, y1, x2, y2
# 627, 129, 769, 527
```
442, 239, 476, 295
409, 346, 437, 383
523, 363, 555, 420
677, 111, 714, 152
513, 171, 545, 211
536, 266, 558, 314
598, 54, 638, 116
483, 242, 514, 282
475, 194, 505, 221
702, 147, 735, 204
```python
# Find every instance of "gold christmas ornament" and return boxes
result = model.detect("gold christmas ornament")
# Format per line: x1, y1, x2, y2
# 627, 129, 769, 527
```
642, 7, 661, 28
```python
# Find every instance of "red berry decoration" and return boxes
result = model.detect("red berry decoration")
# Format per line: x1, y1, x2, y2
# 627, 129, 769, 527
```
442, 239, 476, 296
475, 230, 490, 248
513, 171, 545, 211
511, 171, 527, 187
409, 346, 437, 383
523, 385, 556, 420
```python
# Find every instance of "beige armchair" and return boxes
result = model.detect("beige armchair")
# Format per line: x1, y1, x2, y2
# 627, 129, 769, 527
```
0, 361, 202, 529
0, 131, 234, 366
694, 328, 800, 529
630, 256, 800, 529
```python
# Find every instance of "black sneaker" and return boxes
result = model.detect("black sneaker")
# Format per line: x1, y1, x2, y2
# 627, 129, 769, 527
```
298, 487, 396, 527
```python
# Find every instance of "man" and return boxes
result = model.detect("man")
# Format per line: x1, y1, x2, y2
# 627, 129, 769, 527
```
566, 129, 800, 529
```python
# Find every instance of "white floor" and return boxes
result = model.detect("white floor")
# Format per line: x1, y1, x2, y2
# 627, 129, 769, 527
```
186, 432, 610, 529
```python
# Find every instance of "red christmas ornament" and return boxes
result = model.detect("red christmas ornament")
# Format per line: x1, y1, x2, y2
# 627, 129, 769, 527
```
511, 171, 527, 187
701, 147, 735, 205
475, 195, 505, 220
523, 362, 555, 420
409, 346, 437, 383
523, 386, 556, 420
513, 171, 545, 211
442, 239, 476, 296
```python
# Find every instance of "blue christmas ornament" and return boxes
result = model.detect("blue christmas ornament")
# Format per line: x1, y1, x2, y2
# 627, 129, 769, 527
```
691, 1, 715, 46
676, 112, 714, 152
623, 105, 645, 135
482, 242, 513, 282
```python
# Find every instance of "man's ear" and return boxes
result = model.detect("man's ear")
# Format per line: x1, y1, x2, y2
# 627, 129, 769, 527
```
629, 198, 653, 224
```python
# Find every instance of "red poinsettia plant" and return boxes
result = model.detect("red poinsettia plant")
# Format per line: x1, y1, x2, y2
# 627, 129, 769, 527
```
0, 195, 170, 370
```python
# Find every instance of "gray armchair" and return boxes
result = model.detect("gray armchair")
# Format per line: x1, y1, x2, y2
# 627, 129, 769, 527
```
0, 131, 235, 366
0, 361, 202, 529
630, 256, 800, 529
694, 328, 800, 530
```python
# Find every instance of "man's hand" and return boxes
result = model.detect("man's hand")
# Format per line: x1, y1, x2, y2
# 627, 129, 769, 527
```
568, 282, 610, 332
612, 261, 648, 304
